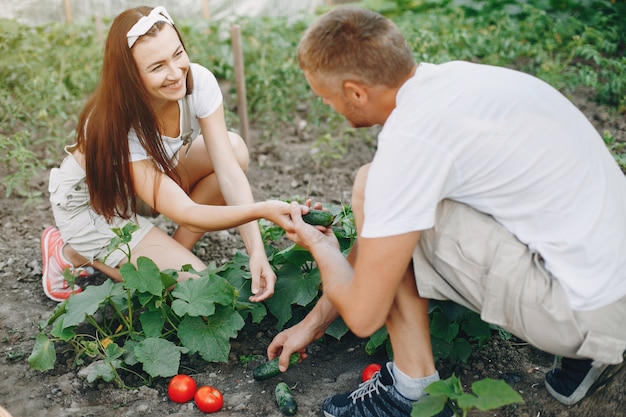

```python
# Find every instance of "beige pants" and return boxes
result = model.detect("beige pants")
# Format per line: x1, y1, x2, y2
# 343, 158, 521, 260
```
413, 199, 626, 364
49, 154, 154, 268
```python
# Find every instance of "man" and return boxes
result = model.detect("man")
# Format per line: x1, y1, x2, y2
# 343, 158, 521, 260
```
268, 6, 626, 417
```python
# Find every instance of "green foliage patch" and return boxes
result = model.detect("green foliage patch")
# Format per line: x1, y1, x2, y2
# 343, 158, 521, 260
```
1, 1, 624, 201
412, 374, 524, 416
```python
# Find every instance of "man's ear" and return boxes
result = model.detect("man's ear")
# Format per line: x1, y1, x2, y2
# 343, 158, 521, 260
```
343, 80, 368, 106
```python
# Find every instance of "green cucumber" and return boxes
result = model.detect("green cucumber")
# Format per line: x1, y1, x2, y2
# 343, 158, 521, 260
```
302, 209, 335, 227
253, 353, 300, 381
275, 382, 298, 416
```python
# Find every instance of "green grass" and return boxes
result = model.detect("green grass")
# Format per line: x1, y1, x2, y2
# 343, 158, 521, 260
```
1, 0, 624, 201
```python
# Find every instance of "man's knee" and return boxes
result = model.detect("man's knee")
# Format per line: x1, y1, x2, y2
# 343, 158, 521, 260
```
351, 163, 371, 207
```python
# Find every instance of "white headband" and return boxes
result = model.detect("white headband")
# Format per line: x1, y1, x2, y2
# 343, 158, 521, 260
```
127, 6, 175, 48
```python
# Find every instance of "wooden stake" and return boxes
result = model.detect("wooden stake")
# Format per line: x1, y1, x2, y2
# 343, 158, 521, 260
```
64, 0, 73, 23
230, 24, 251, 145
95, 14, 104, 48
202, 0, 210, 20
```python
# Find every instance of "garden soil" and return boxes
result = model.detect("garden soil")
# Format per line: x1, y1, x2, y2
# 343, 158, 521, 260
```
1, 88, 625, 417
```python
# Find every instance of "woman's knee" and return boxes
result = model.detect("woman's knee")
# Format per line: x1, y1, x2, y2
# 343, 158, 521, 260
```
228, 131, 249, 172
130, 227, 206, 272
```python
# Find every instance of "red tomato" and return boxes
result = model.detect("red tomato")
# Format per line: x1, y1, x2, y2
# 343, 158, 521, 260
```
194, 385, 224, 413
168, 374, 197, 403
361, 363, 382, 382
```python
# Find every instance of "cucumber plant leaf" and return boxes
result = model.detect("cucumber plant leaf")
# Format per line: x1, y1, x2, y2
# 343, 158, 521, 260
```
171, 274, 237, 317
264, 263, 321, 329
120, 256, 162, 296
83, 359, 122, 383
177, 305, 245, 362
63, 279, 125, 328
139, 310, 165, 338
134, 337, 188, 378
458, 378, 524, 411
27, 333, 56, 371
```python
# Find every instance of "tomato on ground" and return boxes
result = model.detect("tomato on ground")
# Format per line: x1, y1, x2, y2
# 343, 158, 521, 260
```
361, 363, 383, 382
194, 385, 224, 413
168, 374, 197, 403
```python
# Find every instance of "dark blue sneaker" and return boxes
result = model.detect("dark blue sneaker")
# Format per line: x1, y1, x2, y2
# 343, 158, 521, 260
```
323, 362, 453, 417
545, 357, 625, 406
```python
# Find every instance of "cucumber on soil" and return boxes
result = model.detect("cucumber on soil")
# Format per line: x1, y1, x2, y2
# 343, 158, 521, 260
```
275, 382, 298, 416
253, 353, 300, 381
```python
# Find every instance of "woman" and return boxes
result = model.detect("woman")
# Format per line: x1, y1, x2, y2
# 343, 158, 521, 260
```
41, 6, 293, 302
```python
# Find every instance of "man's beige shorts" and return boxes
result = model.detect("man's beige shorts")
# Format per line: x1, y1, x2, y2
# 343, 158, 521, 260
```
413, 199, 626, 364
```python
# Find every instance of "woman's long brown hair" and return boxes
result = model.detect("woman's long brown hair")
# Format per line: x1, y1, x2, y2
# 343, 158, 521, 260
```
76, 6, 193, 222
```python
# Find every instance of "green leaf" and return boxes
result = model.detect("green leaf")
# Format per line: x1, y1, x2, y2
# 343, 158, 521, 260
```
120, 256, 163, 296
134, 337, 188, 378
219, 254, 251, 294
449, 337, 472, 363
273, 243, 314, 267
122, 339, 139, 366
325, 316, 349, 340
461, 312, 491, 344
423, 379, 456, 397
177, 305, 245, 363
137, 291, 154, 307
222, 251, 250, 272
364, 325, 388, 355
63, 280, 125, 328
411, 394, 449, 417
171, 274, 236, 317
46, 302, 67, 326
28, 333, 57, 371
430, 311, 459, 343
425, 375, 464, 398
277, 245, 314, 265
104, 342, 124, 362
429, 300, 471, 322
139, 310, 165, 338
458, 378, 524, 411
83, 359, 122, 383
431, 336, 452, 362
235, 300, 268, 324
160, 270, 178, 290
105, 222, 140, 260
264, 263, 321, 329
218, 253, 269, 323
49, 316, 76, 341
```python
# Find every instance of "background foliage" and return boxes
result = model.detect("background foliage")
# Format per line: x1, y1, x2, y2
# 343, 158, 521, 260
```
0, 0, 624, 202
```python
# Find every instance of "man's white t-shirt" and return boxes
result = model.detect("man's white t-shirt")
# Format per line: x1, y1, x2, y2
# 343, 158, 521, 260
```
362, 61, 626, 311
128, 63, 223, 162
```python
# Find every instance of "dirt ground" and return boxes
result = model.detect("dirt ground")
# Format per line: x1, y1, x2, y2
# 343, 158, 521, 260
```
1, 88, 625, 417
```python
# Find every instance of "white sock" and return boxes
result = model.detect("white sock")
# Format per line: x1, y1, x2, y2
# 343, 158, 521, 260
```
391, 362, 440, 401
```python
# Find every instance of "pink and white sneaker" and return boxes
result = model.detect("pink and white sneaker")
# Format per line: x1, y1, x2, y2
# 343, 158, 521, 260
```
40, 226, 93, 302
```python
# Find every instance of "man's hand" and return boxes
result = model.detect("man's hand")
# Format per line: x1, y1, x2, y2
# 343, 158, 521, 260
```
267, 295, 338, 372
267, 321, 316, 372
285, 202, 339, 253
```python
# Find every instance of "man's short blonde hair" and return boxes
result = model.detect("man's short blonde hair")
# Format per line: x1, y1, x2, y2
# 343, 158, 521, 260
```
297, 7, 415, 88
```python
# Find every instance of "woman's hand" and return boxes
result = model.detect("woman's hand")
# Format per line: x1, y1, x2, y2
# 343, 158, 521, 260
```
248, 251, 276, 302
260, 200, 296, 233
